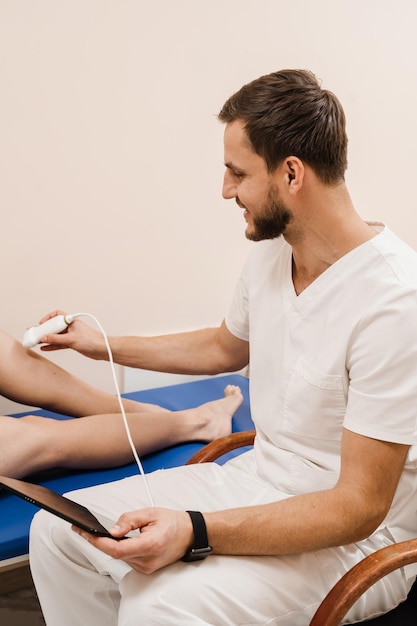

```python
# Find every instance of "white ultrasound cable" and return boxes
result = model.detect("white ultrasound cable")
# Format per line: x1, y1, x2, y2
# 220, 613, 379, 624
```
23, 312, 155, 507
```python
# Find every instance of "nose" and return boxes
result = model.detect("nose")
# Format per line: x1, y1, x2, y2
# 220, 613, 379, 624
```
222, 169, 236, 200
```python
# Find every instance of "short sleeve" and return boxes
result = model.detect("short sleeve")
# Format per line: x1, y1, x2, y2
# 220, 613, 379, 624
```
225, 261, 250, 342
344, 289, 417, 445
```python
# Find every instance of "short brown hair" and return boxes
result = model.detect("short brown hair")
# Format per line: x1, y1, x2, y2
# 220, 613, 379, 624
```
218, 69, 348, 184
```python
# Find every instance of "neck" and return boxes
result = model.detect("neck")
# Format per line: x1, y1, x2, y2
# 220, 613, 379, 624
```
287, 184, 378, 295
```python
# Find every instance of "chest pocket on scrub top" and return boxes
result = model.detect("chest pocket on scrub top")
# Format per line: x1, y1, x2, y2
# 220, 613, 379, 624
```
282, 357, 346, 441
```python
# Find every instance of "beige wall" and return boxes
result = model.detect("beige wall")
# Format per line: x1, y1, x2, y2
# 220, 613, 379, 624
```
1, 0, 417, 412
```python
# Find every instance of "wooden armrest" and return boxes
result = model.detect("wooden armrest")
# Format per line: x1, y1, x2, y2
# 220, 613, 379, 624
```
310, 537, 417, 626
186, 430, 256, 464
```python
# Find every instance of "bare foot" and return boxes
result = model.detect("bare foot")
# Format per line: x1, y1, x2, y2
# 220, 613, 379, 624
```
182, 385, 244, 442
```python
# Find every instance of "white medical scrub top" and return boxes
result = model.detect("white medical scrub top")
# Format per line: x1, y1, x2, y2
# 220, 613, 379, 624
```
226, 223, 417, 543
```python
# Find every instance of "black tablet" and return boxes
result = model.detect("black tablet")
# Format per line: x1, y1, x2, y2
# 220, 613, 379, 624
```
0, 475, 130, 539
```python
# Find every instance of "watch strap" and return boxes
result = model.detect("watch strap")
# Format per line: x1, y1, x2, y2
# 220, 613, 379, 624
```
182, 510, 212, 562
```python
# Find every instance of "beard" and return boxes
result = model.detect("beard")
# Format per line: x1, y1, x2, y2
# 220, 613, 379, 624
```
246, 186, 293, 242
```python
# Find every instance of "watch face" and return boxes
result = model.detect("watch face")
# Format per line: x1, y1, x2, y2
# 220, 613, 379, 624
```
182, 546, 213, 562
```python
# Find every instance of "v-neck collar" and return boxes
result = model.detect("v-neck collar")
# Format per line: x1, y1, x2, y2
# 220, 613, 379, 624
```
284, 222, 386, 313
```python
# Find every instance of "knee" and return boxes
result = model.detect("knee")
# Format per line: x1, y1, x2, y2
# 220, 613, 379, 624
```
30, 509, 73, 564
30, 509, 57, 559
30, 509, 51, 545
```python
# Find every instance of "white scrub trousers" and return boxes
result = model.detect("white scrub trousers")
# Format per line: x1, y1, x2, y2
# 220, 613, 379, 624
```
29, 459, 411, 625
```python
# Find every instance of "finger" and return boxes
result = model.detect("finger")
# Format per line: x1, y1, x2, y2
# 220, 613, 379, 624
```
38, 310, 66, 325
71, 526, 143, 561
71, 526, 119, 549
40, 344, 67, 352
107, 522, 128, 538
39, 328, 73, 346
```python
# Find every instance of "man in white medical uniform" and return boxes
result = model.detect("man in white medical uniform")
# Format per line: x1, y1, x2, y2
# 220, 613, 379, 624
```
30, 69, 417, 625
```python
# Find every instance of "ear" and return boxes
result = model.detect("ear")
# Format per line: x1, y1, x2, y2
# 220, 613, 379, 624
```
283, 157, 304, 195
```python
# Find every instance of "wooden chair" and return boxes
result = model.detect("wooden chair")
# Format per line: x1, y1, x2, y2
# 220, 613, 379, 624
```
186, 431, 417, 626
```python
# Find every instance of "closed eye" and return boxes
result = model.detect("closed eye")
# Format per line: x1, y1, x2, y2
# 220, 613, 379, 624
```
224, 162, 245, 180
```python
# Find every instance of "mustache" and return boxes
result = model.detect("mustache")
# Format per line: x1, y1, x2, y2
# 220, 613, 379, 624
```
235, 197, 245, 209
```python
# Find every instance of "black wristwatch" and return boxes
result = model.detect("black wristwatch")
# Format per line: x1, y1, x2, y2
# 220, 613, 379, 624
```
182, 510, 212, 562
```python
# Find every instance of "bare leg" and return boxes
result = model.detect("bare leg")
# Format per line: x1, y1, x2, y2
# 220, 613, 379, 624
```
0, 330, 165, 416
0, 386, 243, 478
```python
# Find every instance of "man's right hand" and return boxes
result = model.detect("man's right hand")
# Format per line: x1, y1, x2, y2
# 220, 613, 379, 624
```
37, 310, 108, 361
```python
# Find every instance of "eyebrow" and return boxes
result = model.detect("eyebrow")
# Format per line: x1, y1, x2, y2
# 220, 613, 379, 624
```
224, 161, 245, 175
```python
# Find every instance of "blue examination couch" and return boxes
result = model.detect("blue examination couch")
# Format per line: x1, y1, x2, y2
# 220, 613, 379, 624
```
0, 374, 252, 562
